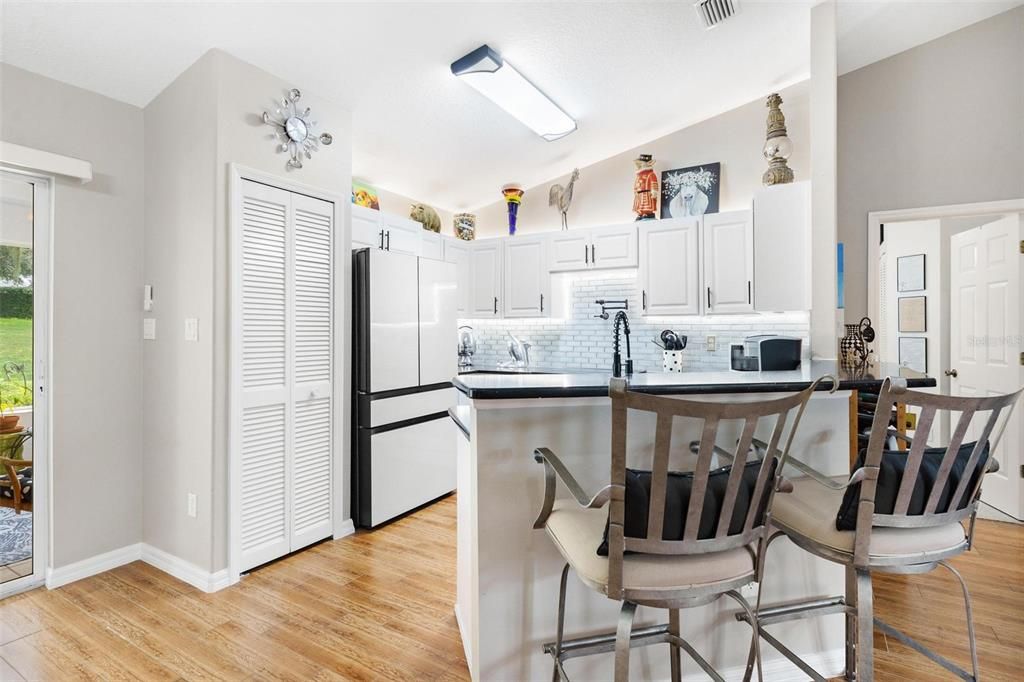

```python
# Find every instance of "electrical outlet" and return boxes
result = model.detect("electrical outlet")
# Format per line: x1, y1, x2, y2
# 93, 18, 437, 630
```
187, 493, 198, 518
706, 335, 717, 352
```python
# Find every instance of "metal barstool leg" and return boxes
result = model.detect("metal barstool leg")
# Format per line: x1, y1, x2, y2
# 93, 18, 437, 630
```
855, 569, 874, 682
614, 601, 637, 682
938, 560, 980, 681
551, 563, 570, 682
845, 565, 858, 681
668, 608, 682, 682
725, 590, 763, 682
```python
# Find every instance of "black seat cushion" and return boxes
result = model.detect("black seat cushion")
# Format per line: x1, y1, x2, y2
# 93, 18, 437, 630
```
836, 441, 988, 531
598, 459, 776, 556
0, 466, 32, 503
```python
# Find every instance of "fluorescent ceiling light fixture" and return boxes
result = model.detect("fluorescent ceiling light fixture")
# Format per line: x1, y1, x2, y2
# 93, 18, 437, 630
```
451, 45, 577, 141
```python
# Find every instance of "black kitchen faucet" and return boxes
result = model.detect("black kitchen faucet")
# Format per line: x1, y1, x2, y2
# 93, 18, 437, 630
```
612, 310, 633, 378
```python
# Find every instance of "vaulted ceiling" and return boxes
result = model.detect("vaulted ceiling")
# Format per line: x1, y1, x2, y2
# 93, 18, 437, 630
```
2, 1, 1018, 211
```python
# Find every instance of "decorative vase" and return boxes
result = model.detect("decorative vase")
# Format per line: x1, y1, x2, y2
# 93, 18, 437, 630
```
454, 213, 476, 241
502, 183, 524, 236
762, 93, 794, 186
839, 316, 875, 367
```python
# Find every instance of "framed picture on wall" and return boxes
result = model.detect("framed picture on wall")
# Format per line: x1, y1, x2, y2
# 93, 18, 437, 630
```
898, 296, 927, 333
897, 254, 926, 292
660, 163, 720, 218
898, 337, 927, 373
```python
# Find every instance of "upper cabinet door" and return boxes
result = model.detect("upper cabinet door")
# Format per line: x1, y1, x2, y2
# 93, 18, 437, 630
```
590, 224, 638, 269
442, 238, 471, 317
421, 231, 443, 261
381, 214, 423, 256
503, 235, 550, 318
352, 204, 382, 249
639, 219, 700, 316
548, 230, 591, 272
703, 210, 754, 314
468, 240, 502, 318
753, 181, 811, 311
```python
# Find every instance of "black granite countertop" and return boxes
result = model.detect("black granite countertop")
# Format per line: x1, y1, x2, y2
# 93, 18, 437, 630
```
452, 360, 935, 399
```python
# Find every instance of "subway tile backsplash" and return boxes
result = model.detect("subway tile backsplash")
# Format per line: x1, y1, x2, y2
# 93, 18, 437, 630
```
460, 271, 810, 372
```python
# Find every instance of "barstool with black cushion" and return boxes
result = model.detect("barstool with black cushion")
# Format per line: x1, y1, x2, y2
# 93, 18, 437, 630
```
533, 376, 832, 682
747, 377, 1023, 682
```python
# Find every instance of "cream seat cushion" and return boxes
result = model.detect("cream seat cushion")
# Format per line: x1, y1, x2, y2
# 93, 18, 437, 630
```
772, 477, 967, 560
543, 499, 755, 594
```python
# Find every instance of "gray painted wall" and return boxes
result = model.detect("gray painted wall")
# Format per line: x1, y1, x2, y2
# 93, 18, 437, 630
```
1, 64, 145, 568
837, 6, 1024, 322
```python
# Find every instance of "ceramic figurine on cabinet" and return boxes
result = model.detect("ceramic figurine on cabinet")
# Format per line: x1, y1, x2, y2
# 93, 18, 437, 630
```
762, 93, 795, 185
454, 213, 476, 241
632, 154, 658, 221
548, 168, 579, 230
410, 203, 442, 232
502, 183, 524, 235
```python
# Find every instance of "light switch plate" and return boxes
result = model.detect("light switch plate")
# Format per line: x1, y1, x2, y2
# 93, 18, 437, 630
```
143, 318, 156, 340
184, 318, 198, 342
706, 335, 716, 352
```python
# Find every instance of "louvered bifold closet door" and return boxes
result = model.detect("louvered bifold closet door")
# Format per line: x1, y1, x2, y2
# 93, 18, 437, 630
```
290, 193, 334, 549
238, 180, 293, 571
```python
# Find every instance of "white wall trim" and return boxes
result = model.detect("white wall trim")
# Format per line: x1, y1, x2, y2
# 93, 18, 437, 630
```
0, 141, 92, 182
866, 198, 1024, 339
140, 544, 231, 593
333, 518, 355, 540
45, 543, 142, 589
720, 647, 845, 682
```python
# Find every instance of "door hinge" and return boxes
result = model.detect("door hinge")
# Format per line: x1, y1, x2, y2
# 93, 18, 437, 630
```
1020, 464, 1024, 479
1020, 351, 1023, 366
1019, 239, 1023, 254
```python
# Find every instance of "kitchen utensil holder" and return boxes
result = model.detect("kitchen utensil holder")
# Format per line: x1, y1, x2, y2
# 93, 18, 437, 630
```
662, 350, 685, 373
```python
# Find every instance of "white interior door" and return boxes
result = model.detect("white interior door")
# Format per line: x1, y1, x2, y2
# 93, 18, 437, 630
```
290, 194, 334, 549
419, 258, 458, 385
234, 180, 336, 573
950, 214, 1022, 520
703, 210, 754, 313
639, 219, 700, 316
369, 249, 420, 392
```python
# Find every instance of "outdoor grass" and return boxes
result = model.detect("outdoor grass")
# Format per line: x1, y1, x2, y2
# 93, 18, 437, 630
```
0, 317, 33, 407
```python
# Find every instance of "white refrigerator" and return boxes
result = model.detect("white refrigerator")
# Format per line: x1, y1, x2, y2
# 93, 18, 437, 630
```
352, 248, 458, 527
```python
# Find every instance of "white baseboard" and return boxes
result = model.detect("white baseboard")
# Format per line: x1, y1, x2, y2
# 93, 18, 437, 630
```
45, 543, 142, 589
140, 544, 230, 593
720, 647, 845, 682
334, 518, 355, 540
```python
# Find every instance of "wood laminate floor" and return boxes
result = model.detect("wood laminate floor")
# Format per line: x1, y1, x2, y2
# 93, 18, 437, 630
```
1, 496, 1021, 681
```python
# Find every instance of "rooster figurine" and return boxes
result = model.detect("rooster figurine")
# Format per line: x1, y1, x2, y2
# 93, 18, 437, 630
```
548, 168, 580, 230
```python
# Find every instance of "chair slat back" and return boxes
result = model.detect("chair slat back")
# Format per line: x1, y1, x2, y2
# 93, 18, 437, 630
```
605, 378, 825, 586
853, 378, 1023, 566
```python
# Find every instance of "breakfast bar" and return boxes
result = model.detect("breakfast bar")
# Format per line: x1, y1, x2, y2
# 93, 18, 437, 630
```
450, 362, 934, 681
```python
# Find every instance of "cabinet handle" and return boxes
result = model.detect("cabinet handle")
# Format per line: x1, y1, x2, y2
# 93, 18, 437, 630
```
494, 296, 498, 314
748, 281, 752, 304
385, 230, 390, 251
642, 290, 647, 310
591, 244, 596, 262
378, 230, 384, 250
707, 287, 712, 309
584, 245, 589, 264
540, 294, 544, 312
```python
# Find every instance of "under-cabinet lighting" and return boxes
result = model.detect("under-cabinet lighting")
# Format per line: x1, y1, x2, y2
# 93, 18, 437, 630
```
451, 44, 577, 141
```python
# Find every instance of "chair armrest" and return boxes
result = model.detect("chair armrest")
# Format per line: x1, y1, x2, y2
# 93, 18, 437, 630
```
532, 447, 616, 529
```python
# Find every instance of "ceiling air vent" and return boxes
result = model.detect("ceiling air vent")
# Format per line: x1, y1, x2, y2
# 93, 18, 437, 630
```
694, 0, 739, 30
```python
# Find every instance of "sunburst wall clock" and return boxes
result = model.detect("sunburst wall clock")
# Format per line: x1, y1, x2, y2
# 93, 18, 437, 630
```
262, 89, 333, 170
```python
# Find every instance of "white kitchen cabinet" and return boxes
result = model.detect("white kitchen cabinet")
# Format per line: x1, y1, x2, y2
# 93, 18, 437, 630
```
443, 238, 472, 316
352, 204, 383, 249
421, 230, 443, 260
591, 224, 638, 268
639, 219, 700, 316
468, 239, 503, 318
548, 224, 637, 271
703, 210, 754, 314
753, 181, 811, 311
381, 213, 423, 256
503, 235, 550, 318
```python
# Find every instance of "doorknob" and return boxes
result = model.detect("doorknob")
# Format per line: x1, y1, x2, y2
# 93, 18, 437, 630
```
944, 369, 958, 378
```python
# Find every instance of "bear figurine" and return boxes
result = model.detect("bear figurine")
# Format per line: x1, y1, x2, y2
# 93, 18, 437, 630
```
410, 203, 441, 233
